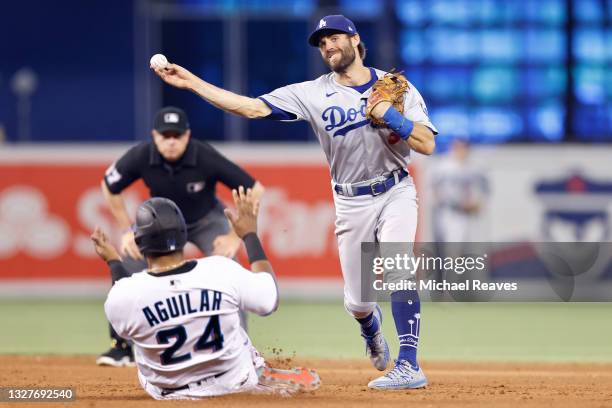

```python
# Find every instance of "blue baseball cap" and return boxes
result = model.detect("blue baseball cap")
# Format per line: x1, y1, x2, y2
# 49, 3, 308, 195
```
308, 15, 358, 47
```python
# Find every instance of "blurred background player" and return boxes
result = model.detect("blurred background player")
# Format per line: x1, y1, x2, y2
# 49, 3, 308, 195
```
97, 106, 264, 366
90, 189, 320, 399
429, 138, 489, 300
431, 138, 488, 243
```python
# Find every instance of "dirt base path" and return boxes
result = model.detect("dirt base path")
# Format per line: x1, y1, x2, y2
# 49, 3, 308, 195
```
1, 356, 611, 408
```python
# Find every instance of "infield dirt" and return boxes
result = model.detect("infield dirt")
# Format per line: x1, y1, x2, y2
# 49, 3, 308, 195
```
1, 356, 611, 408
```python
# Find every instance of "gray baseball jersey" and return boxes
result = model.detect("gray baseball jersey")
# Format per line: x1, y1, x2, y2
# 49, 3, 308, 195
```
260, 68, 438, 184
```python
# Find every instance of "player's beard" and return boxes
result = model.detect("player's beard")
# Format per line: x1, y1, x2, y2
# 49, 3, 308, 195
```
324, 44, 356, 73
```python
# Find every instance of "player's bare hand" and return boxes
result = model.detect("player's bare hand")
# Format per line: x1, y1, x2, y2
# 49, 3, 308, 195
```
152, 63, 196, 90
224, 186, 258, 238
120, 230, 144, 260
367, 90, 392, 120
212, 232, 242, 258
91, 227, 121, 263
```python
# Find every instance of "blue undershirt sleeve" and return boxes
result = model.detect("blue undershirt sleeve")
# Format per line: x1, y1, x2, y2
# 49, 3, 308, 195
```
258, 97, 298, 121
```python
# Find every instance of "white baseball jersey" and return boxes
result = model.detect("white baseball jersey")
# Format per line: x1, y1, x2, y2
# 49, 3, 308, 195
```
260, 68, 438, 184
104, 256, 277, 390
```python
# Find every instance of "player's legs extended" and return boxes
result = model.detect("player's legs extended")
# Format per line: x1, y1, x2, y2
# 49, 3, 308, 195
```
334, 191, 390, 370
377, 180, 421, 376
138, 344, 261, 399
375, 178, 418, 243
333, 192, 379, 316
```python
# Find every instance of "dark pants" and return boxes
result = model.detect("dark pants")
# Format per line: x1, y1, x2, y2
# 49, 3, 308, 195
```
108, 201, 248, 347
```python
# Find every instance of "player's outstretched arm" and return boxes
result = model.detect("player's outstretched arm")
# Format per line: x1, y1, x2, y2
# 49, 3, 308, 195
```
225, 186, 279, 315
212, 182, 265, 257
152, 64, 272, 119
224, 186, 276, 278
101, 181, 143, 260
91, 227, 121, 263
90, 227, 140, 283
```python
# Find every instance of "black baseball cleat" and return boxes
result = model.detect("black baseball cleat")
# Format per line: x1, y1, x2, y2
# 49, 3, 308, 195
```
96, 341, 135, 367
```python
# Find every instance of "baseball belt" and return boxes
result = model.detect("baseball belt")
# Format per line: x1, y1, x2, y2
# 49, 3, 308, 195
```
334, 168, 408, 197
160, 369, 229, 396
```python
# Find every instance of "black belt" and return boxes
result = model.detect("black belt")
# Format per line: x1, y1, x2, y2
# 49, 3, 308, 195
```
160, 370, 228, 396
334, 169, 408, 197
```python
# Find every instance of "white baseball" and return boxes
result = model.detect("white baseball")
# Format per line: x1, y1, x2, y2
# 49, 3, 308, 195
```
150, 54, 168, 69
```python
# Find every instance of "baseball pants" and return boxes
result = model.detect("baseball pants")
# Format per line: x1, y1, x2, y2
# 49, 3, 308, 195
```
333, 176, 418, 317
139, 331, 264, 400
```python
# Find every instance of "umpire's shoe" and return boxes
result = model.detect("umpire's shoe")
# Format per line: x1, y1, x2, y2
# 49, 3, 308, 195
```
362, 305, 390, 371
368, 360, 427, 390
96, 340, 135, 367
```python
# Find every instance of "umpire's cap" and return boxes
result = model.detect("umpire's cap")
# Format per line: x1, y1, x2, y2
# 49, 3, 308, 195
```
134, 197, 187, 256
308, 15, 358, 47
154, 106, 190, 134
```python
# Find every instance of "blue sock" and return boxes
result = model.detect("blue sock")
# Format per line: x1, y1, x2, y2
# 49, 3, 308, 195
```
356, 311, 380, 338
391, 290, 421, 369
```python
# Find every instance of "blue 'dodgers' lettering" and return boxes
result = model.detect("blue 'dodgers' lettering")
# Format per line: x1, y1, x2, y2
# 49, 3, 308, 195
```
322, 99, 370, 137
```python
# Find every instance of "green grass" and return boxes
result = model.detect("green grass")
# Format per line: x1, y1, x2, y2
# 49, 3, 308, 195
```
1, 300, 611, 362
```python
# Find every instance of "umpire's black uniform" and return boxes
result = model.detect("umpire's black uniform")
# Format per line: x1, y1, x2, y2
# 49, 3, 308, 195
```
97, 107, 257, 366
104, 137, 255, 263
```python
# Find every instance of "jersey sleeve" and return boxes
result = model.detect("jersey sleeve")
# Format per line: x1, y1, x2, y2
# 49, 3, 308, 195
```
207, 146, 256, 190
236, 270, 278, 316
258, 98, 298, 121
104, 146, 142, 194
211, 256, 279, 316
403, 83, 438, 135
258, 82, 309, 122
104, 280, 134, 339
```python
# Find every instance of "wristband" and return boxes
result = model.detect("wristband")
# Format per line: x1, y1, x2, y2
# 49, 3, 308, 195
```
108, 260, 129, 283
382, 106, 414, 140
242, 232, 267, 263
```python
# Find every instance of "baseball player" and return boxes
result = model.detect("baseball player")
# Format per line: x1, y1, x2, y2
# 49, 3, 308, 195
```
90, 189, 321, 399
432, 138, 488, 243
98, 106, 263, 367
152, 15, 437, 389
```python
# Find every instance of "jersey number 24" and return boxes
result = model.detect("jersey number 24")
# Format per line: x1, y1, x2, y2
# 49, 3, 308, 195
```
155, 316, 224, 365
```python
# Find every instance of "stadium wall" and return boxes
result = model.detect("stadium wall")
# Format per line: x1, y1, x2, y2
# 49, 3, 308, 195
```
1, 144, 611, 298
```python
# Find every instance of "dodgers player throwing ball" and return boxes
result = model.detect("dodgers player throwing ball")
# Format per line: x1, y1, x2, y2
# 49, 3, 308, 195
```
153, 15, 437, 389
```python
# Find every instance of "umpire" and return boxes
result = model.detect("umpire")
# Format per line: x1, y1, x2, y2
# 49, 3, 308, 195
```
97, 106, 264, 367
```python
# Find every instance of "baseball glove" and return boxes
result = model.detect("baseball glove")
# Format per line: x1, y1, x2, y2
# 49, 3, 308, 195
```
366, 71, 409, 127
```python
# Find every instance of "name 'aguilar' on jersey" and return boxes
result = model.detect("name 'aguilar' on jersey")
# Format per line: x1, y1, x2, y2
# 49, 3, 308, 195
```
259, 68, 438, 185
142, 289, 223, 328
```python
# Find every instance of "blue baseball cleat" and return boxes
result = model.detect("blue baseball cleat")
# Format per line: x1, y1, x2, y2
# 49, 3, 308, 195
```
368, 360, 428, 390
362, 305, 390, 371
